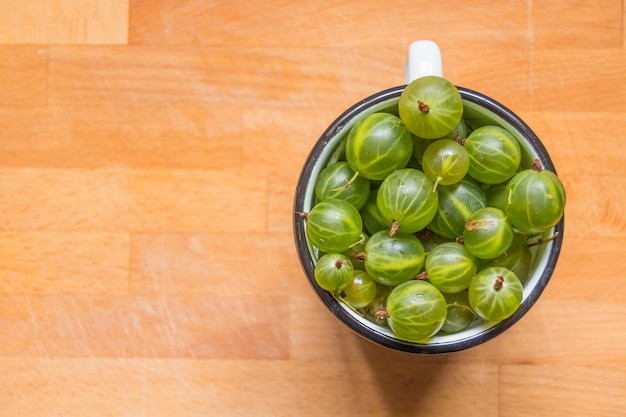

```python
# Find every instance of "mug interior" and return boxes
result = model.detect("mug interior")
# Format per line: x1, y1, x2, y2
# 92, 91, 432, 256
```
293, 85, 564, 353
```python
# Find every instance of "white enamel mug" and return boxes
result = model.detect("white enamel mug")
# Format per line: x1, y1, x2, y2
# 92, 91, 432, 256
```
293, 40, 564, 354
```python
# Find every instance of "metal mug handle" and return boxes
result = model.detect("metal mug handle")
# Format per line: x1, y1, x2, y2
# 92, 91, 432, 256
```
404, 40, 443, 84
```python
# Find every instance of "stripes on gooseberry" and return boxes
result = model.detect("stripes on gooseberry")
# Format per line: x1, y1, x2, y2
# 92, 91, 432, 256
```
305, 199, 363, 253
345, 112, 413, 181
384, 280, 448, 341
314, 161, 370, 210
377, 168, 438, 235
465, 126, 521, 184
504, 160, 566, 234
314, 253, 355, 292
462, 207, 514, 259
468, 267, 523, 321
428, 177, 486, 239
363, 230, 426, 286
425, 242, 477, 293
399, 76, 464, 139
477, 233, 532, 285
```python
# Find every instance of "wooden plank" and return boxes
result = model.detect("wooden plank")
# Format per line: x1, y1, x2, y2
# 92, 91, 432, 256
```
240, 108, 338, 234
128, 0, 621, 49
241, 108, 336, 174
47, 45, 400, 110
129, 233, 299, 296
0, 107, 244, 169
446, 48, 626, 114
486, 299, 626, 366
527, 0, 622, 48
267, 166, 299, 234
558, 172, 626, 238
0, 0, 128, 44
48, 45, 626, 115
0, 358, 498, 416
0, 295, 288, 358
500, 365, 626, 417
515, 112, 590, 177
544, 237, 626, 303
0, 233, 129, 295
527, 48, 626, 113
0, 47, 48, 107
0, 169, 267, 233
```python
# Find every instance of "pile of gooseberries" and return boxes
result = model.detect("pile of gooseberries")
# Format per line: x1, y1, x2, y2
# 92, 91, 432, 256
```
300, 75, 566, 343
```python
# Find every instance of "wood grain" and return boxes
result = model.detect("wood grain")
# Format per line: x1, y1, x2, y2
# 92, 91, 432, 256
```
0, 295, 288, 358
0, 47, 48, 107
1, 358, 498, 416
500, 365, 626, 417
1, 1, 626, 416
0, 232, 129, 295
128, 0, 622, 49
47, 46, 400, 110
0, 107, 245, 169
0, 168, 267, 233
129, 233, 298, 296
0, 0, 128, 44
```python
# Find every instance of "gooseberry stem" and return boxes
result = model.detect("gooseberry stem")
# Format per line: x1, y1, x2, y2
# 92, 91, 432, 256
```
527, 232, 560, 248
330, 170, 360, 192
446, 302, 479, 318
418, 100, 430, 113
375, 309, 390, 320
433, 177, 441, 192
349, 236, 366, 248
295, 211, 309, 219
532, 158, 543, 172
336, 294, 366, 317
351, 252, 366, 263
465, 219, 495, 231
415, 271, 428, 280
389, 220, 400, 237
493, 276, 504, 291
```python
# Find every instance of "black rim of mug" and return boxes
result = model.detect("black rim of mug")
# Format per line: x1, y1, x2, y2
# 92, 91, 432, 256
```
293, 85, 565, 354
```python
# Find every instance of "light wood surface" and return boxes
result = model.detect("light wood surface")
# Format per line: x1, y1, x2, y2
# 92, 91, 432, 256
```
1, 1, 625, 416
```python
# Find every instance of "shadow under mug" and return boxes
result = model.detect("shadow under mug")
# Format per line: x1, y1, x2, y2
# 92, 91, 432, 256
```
293, 41, 564, 354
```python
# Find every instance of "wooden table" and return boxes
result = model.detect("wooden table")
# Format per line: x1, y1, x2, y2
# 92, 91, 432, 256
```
0, 1, 624, 416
